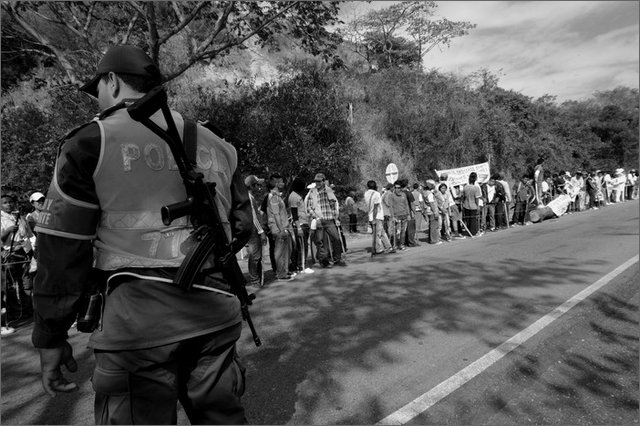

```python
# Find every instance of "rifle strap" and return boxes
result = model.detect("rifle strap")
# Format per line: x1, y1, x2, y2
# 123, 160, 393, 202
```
183, 119, 198, 163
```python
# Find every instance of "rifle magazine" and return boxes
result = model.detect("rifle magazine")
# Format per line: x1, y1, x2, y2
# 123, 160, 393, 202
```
174, 230, 217, 290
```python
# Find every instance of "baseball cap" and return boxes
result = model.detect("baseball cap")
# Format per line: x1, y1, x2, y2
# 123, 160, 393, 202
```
244, 175, 265, 187
29, 192, 45, 203
80, 45, 161, 98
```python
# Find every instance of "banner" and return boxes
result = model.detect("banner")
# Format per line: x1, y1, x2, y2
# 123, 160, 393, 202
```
546, 193, 571, 217
435, 162, 490, 187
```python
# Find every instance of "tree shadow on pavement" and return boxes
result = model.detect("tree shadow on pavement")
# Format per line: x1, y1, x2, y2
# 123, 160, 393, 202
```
1, 327, 95, 425
426, 268, 639, 425
238, 247, 616, 424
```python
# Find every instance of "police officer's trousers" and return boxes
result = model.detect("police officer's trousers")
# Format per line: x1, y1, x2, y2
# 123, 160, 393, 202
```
92, 323, 246, 425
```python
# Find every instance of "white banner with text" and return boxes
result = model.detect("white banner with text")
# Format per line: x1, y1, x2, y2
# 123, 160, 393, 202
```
435, 162, 491, 187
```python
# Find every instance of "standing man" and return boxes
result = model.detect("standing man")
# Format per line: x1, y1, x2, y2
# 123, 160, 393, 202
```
344, 191, 358, 233
462, 172, 483, 236
32, 45, 252, 424
364, 180, 394, 255
424, 180, 441, 244
571, 171, 585, 210
381, 183, 394, 246
534, 157, 545, 204
266, 174, 293, 281
306, 173, 346, 267
481, 176, 499, 232
496, 174, 512, 228
513, 174, 534, 224
245, 175, 268, 286
388, 181, 410, 250
401, 180, 419, 247
411, 183, 425, 243
288, 178, 313, 274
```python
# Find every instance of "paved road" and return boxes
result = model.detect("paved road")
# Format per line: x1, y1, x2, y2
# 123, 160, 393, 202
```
1, 201, 638, 425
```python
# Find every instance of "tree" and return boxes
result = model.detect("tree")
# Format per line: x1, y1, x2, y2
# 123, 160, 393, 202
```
341, 1, 474, 71
405, 2, 475, 67
591, 104, 639, 169
1, 1, 343, 87
361, 32, 420, 69
194, 64, 359, 184
1, 85, 95, 196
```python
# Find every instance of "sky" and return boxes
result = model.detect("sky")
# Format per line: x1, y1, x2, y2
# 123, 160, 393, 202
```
338, 1, 639, 102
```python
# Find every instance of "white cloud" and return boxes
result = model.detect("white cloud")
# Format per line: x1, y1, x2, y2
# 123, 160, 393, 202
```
419, 1, 639, 101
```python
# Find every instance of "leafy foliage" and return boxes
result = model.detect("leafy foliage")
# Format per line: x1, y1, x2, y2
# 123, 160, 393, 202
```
1, 85, 94, 198
341, 1, 475, 71
1, 1, 343, 89
194, 64, 359, 185
341, 67, 638, 183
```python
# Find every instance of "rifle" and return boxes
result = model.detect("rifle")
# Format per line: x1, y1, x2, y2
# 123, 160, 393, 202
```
127, 86, 261, 347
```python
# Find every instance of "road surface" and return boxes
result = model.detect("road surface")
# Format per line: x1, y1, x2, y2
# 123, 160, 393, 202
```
1, 200, 638, 424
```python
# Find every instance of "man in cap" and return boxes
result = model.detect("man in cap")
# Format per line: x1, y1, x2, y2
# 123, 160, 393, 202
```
22, 191, 47, 291
32, 45, 252, 424
26, 192, 46, 233
244, 175, 268, 286
306, 173, 346, 267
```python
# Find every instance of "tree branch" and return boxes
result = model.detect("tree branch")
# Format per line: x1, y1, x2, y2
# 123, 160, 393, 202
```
83, 2, 96, 33
221, 1, 300, 53
47, 3, 86, 40
191, 1, 235, 58
126, 0, 145, 16
143, 1, 160, 62
122, 10, 141, 44
159, 1, 209, 45
3, 2, 79, 83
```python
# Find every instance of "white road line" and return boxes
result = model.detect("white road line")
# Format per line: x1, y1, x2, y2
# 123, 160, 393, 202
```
376, 255, 639, 425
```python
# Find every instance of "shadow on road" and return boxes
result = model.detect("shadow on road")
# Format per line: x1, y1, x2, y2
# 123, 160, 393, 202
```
419, 272, 639, 425
2, 214, 637, 424
1, 327, 95, 425
238, 247, 624, 424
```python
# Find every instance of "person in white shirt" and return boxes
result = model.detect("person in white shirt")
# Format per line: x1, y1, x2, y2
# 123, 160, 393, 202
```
364, 180, 394, 255
612, 169, 626, 203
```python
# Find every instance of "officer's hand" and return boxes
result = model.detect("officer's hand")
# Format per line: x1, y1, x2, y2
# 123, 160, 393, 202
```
38, 341, 78, 397
260, 234, 268, 245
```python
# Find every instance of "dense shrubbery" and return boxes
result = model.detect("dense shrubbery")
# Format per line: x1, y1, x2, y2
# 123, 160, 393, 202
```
1, 84, 95, 202
2, 64, 637, 202
339, 68, 638, 184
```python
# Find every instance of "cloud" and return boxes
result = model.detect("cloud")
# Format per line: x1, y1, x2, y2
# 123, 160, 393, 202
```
421, 1, 639, 101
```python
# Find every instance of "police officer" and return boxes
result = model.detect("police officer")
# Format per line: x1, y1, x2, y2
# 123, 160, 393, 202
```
32, 45, 253, 424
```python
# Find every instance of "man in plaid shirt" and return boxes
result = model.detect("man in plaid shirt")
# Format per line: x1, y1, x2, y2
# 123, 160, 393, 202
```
306, 173, 346, 268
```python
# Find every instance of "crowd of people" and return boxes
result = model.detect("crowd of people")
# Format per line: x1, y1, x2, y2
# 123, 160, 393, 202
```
1, 191, 45, 335
3, 165, 638, 332
240, 166, 639, 285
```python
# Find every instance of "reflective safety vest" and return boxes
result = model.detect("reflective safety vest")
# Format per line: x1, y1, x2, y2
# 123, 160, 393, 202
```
37, 106, 237, 271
